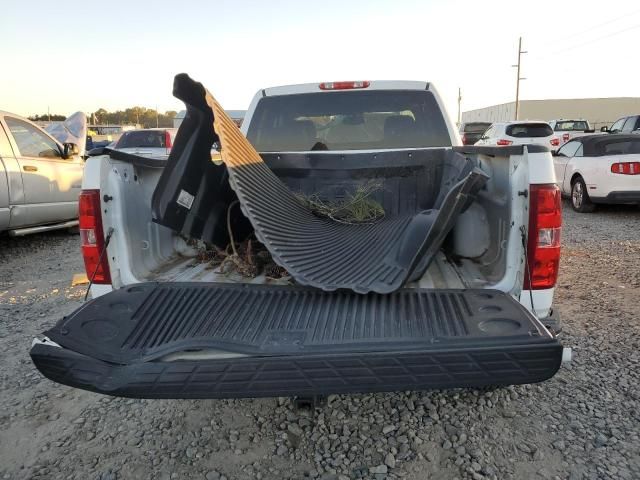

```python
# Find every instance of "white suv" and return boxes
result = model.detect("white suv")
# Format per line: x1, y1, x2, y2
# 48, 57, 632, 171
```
476, 121, 559, 149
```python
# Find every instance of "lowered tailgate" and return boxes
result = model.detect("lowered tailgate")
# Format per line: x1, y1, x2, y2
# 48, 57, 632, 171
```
31, 283, 562, 399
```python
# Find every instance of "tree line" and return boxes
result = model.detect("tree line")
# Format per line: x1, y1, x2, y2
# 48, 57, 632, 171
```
29, 107, 178, 129
28, 114, 66, 122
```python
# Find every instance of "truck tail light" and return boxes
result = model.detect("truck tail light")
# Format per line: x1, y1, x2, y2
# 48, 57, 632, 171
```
319, 81, 370, 90
611, 162, 640, 175
562, 133, 570, 143
497, 139, 513, 146
550, 137, 560, 147
79, 189, 111, 284
524, 184, 561, 290
164, 130, 173, 149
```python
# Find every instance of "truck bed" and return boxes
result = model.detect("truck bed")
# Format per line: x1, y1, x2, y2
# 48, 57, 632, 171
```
149, 250, 466, 289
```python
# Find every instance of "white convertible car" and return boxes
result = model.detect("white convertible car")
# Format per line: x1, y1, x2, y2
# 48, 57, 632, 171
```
553, 134, 640, 212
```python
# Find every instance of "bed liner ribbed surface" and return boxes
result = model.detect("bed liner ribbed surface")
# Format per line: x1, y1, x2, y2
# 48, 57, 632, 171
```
42, 282, 555, 365
151, 74, 489, 294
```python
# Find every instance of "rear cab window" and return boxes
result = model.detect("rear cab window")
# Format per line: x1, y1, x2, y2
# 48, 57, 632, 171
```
506, 123, 553, 138
554, 121, 588, 131
462, 123, 490, 134
116, 130, 168, 148
246, 90, 451, 151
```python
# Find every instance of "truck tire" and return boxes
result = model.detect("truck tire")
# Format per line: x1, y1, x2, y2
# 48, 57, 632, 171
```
571, 177, 595, 213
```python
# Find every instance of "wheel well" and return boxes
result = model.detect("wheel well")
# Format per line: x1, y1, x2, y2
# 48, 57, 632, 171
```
570, 173, 583, 186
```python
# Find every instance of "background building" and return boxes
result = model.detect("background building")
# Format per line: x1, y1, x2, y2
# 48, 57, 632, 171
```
462, 97, 640, 130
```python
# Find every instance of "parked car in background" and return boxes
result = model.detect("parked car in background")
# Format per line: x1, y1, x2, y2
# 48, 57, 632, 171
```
87, 124, 134, 144
548, 119, 596, 147
602, 115, 640, 134
459, 121, 491, 145
553, 134, 640, 212
112, 128, 177, 159
475, 121, 558, 149
0, 111, 85, 236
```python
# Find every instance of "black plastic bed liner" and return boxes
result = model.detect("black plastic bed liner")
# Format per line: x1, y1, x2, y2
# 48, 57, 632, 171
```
31, 283, 562, 399
150, 74, 489, 294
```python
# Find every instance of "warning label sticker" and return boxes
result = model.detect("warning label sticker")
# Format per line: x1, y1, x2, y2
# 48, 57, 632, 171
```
176, 189, 195, 210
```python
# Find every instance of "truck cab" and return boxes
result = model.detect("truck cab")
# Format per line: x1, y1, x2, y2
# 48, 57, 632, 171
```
548, 119, 595, 148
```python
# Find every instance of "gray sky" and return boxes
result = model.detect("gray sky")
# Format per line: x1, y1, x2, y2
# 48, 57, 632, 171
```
1, 0, 639, 123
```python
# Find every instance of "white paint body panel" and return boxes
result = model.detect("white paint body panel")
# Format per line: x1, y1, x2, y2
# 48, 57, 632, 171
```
527, 149, 557, 185
520, 289, 555, 319
262, 80, 428, 97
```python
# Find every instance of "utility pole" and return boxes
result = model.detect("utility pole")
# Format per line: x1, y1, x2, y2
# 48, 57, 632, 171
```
457, 87, 462, 128
512, 37, 527, 121
156, 105, 159, 128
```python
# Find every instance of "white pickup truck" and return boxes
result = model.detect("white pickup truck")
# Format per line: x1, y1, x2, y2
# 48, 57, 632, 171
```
31, 75, 567, 399
549, 119, 596, 148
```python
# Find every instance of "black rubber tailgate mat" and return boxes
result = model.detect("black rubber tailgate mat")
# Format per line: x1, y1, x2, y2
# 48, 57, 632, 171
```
42, 282, 556, 364
151, 74, 489, 294
32, 283, 563, 398
31, 342, 562, 399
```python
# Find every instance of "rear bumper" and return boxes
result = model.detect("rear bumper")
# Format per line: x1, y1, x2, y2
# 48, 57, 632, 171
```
592, 191, 640, 204
31, 341, 562, 399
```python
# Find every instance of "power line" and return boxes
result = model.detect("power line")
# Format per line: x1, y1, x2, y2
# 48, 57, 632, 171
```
536, 8, 640, 48
541, 23, 640, 58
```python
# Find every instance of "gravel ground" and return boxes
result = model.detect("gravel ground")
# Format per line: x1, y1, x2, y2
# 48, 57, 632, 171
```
1, 202, 638, 480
